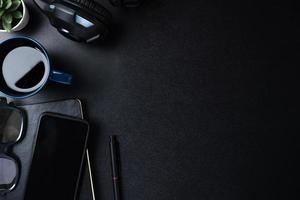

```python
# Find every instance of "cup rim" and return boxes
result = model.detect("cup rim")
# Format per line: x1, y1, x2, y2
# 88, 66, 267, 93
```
0, 36, 51, 99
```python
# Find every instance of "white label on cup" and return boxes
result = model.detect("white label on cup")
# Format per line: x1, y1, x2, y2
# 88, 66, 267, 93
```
2, 46, 50, 93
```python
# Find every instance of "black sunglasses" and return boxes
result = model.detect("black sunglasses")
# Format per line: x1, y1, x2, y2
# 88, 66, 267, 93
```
0, 98, 26, 194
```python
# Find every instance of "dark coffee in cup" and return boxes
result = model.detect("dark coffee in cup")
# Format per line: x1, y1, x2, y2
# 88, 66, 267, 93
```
15, 61, 45, 89
2, 46, 50, 93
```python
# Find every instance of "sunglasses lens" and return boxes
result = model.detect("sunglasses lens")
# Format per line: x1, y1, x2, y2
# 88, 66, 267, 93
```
0, 157, 17, 188
0, 107, 23, 143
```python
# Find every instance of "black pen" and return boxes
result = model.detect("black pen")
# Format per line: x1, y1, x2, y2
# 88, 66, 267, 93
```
110, 136, 121, 200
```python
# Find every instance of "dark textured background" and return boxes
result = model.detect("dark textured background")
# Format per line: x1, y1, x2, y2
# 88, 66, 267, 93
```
1, 0, 299, 199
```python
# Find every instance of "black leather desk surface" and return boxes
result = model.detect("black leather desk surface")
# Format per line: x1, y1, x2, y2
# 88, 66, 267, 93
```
0, 0, 298, 199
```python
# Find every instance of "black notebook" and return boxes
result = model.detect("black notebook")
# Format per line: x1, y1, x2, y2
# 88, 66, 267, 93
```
1, 99, 95, 200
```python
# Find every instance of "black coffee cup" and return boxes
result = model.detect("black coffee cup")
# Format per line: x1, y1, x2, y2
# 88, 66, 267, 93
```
0, 37, 72, 99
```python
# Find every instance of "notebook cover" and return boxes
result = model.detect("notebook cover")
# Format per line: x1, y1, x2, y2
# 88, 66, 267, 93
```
1, 99, 94, 200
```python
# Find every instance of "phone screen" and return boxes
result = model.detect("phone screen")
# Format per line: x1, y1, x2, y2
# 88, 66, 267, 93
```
24, 113, 89, 200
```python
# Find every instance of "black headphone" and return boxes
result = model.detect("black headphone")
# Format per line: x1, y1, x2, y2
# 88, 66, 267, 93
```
34, 0, 143, 42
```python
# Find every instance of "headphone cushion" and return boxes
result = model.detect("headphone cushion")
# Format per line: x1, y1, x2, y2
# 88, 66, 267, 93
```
65, 0, 112, 25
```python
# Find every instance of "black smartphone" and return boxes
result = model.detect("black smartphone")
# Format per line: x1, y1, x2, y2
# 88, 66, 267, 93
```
24, 112, 89, 200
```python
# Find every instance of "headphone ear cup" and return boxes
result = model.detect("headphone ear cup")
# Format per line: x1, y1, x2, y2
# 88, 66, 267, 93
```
66, 0, 112, 25
64, 0, 112, 40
